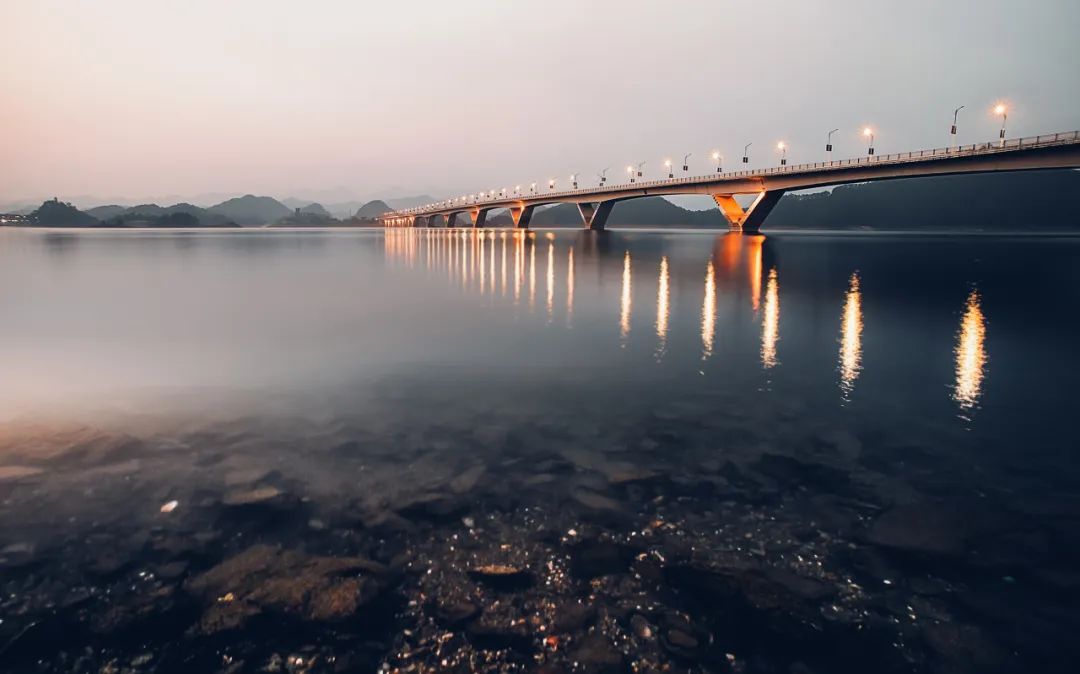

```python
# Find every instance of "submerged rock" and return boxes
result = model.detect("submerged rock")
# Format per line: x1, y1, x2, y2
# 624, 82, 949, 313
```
571, 489, 623, 512
865, 503, 967, 557
222, 486, 283, 506
449, 464, 487, 494
467, 564, 533, 591
184, 544, 385, 633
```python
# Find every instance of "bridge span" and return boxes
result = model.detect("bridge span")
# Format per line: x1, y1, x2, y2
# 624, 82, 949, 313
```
381, 131, 1080, 233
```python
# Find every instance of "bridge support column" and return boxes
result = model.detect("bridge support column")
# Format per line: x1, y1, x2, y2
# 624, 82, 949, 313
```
468, 209, 489, 228
578, 201, 615, 231
713, 190, 786, 233
509, 205, 534, 228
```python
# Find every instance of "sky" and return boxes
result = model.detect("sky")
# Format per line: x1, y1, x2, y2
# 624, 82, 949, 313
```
2, 0, 1078, 206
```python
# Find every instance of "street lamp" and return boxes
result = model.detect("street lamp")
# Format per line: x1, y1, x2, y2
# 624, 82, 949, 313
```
951, 105, 964, 149
548, 178, 555, 191
515, 185, 521, 194
637, 161, 646, 177
627, 165, 635, 184
570, 173, 578, 189
863, 127, 875, 156
742, 142, 752, 164
777, 141, 787, 166
665, 159, 673, 179
994, 103, 1007, 147
712, 151, 722, 173
682, 153, 692, 173
598, 168, 609, 185
826, 128, 839, 157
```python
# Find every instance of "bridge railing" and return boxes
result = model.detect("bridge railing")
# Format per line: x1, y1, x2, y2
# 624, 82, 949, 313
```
390, 131, 1080, 217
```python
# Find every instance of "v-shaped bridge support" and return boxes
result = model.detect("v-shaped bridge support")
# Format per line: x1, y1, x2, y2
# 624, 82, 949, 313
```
578, 201, 615, 231
468, 208, 488, 228
713, 190, 786, 233
508, 205, 535, 228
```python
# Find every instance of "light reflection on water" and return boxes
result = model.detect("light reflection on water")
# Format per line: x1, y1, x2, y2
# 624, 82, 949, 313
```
761, 267, 780, 368
620, 250, 632, 345
839, 272, 863, 399
954, 289, 988, 412
655, 256, 670, 360
701, 258, 716, 361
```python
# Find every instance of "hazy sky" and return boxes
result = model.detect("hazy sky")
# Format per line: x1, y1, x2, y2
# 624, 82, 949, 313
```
2, 0, 1078, 204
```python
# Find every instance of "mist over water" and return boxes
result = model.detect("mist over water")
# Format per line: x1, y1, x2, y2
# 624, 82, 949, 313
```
2, 227, 1079, 673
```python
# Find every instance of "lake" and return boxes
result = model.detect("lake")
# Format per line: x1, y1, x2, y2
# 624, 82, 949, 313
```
1, 227, 1078, 673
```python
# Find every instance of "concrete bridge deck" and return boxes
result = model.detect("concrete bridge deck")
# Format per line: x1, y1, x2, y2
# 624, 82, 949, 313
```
382, 131, 1080, 232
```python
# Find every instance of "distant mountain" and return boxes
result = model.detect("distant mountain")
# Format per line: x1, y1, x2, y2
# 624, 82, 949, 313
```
355, 200, 392, 220
298, 203, 330, 216
529, 198, 722, 228
768, 169, 1080, 230
208, 195, 291, 226
85, 205, 128, 220
270, 210, 341, 227
27, 199, 98, 227
103, 203, 236, 227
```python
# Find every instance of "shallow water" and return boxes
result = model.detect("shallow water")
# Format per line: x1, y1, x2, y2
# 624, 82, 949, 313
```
1, 227, 1078, 673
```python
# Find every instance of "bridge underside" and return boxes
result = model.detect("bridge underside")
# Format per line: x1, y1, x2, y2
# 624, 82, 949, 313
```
384, 136, 1080, 232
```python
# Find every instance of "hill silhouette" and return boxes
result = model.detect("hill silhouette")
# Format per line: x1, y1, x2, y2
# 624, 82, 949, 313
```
28, 199, 98, 227
208, 195, 291, 225
85, 204, 128, 220
355, 200, 392, 220
103, 203, 236, 227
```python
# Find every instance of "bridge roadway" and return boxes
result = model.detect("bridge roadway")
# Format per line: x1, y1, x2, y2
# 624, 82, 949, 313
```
381, 131, 1080, 232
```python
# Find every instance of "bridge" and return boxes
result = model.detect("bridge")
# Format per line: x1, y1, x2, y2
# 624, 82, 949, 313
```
381, 131, 1080, 232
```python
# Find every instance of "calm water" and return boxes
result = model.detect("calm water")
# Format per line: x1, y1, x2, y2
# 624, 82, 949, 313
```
1, 227, 1078, 673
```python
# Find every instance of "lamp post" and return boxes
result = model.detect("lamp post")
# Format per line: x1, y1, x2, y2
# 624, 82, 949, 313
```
548, 178, 555, 191
777, 141, 786, 166
951, 105, 964, 149
863, 127, 875, 156
665, 159, 673, 179
598, 168, 608, 185
682, 153, 692, 173
712, 151, 722, 173
995, 103, 1007, 147
627, 165, 635, 184
637, 161, 646, 178
742, 142, 752, 164
826, 128, 839, 158
570, 173, 578, 189
530, 182, 536, 194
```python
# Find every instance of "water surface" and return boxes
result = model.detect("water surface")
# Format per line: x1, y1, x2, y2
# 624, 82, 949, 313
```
1, 227, 1078, 673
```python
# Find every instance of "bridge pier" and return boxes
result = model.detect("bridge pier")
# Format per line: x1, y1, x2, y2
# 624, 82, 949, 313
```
713, 190, 786, 233
578, 201, 615, 231
445, 212, 459, 228
509, 205, 534, 228
468, 208, 489, 228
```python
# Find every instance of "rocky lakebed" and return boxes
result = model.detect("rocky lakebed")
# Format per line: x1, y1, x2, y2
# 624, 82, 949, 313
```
1, 381, 1078, 674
